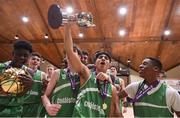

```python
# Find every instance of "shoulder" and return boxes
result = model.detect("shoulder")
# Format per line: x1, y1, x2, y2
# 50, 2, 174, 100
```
166, 84, 179, 97
126, 81, 141, 89
124, 81, 142, 98
165, 84, 180, 111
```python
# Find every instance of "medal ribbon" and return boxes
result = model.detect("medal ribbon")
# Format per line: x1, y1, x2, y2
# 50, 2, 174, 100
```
67, 68, 76, 91
130, 80, 160, 103
98, 80, 108, 100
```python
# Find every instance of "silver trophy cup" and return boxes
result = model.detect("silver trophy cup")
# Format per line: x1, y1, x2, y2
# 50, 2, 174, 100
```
48, 4, 95, 29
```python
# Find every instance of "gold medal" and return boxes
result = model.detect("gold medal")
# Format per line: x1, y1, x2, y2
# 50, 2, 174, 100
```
102, 103, 107, 110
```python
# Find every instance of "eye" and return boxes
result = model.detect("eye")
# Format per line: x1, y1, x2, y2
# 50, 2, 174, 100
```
98, 55, 103, 59
98, 55, 108, 60
104, 56, 108, 60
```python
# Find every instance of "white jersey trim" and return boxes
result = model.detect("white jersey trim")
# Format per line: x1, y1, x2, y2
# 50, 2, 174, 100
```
53, 82, 80, 93
134, 102, 173, 115
77, 88, 112, 100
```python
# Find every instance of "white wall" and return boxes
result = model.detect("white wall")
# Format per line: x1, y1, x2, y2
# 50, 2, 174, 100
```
129, 69, 143, 83
166, 65, 180, 79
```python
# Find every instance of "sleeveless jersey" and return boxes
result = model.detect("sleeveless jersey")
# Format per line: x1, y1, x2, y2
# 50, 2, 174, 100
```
0, 63, 24, 117
133, 82, 173, 117
22, 70, 44, 117
49, 69, 80, 117
72, 72, 112, 117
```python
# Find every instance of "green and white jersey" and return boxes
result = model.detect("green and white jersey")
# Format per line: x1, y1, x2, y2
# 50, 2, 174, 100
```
0, 62, 24, 117
50, 69, 80, 117
73, 72, 112, 117
22, 69, 44, 117
125, 80, 180, 117
24, 70, 43, 103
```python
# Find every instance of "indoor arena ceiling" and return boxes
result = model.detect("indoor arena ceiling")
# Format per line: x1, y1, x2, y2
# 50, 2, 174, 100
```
0, 0, 180, 72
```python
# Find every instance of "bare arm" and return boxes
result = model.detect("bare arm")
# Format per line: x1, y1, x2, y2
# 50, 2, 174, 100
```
175, 111, 180, 117
64, 23, 90, 85
41, 70, 61, 116
41, 72, 48, 92
120, 79, 127, 112
109, 85, 123, 117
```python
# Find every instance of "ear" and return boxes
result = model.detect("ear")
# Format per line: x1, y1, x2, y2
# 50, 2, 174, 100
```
153, 66, 159, 72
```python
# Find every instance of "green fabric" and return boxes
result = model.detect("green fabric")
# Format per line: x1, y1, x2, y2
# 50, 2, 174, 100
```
134, 82, 173, 117
22, 70, 44, 117
72, 72, 112, 117
0, 62, 24, 117
36, 104, 46, 117
49, 69, 80, 117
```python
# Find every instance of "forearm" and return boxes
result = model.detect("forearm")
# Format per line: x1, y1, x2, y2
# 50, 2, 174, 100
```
64, 24, 83, 73
175, 111, 180, 117
41, 94, 51, 108
64, 23, 74, 55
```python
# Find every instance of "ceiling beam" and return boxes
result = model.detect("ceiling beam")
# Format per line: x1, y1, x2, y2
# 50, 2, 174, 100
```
166, 63, 180, 71
156, 0, 176, 58
0, 36, 179, 44
92, 0, 108, 52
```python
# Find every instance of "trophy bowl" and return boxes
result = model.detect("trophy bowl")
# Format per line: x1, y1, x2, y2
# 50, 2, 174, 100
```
0, 67, 33, 96
48, 4, 95, 29
48, 4, 63, 29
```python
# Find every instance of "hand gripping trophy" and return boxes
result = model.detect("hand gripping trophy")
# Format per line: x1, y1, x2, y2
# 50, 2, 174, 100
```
0, 67, 33, 96
48, 4, 95, 29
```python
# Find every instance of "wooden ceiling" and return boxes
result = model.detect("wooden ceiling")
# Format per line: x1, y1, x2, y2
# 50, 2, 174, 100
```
0, 0, 180, 72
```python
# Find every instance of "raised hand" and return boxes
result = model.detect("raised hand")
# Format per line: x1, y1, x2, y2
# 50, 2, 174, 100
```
96, 72, 112, 83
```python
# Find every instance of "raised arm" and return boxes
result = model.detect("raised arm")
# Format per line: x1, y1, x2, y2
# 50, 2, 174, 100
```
109, 85, 123, 117
41, 70, 61, 116
64, 23, 90, 84
120, 79, 127, 113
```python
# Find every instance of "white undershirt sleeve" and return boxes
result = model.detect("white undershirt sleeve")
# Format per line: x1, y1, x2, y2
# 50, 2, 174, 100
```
124, 81, 140, 99
166, 86, 180, 111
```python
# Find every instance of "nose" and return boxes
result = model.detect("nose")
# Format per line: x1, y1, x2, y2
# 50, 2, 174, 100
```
139, 64, 143, 69
20, 55, 25, 60
101, 56, 106, 60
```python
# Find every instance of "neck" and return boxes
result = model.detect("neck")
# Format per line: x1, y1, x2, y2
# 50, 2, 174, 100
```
145, 78, 159, 85
29, 66, 38, 71
10, 61, 23, 68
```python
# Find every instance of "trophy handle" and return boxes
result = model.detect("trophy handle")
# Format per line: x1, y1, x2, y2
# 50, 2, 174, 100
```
48, 4, 63, 29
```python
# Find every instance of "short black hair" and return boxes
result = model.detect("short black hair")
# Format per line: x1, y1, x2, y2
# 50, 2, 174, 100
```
30, 52, 42, 58
73, 44, 82, 56
110, 65, 118, 71
94, 51, 111, 62
145, 57, 163, 71
13, 40, 32, 53
82, 50, 88, 56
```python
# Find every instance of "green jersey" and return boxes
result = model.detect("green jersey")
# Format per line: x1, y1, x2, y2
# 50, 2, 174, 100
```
133, 82, 173, 117
49, 69, 80, 117
73, 72, 112, 117
0, 63, 24, 117
22, 70, 44, 117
